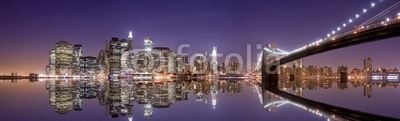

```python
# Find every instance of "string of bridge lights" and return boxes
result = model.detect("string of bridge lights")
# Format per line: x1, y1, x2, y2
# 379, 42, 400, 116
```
288, 0, 386, 55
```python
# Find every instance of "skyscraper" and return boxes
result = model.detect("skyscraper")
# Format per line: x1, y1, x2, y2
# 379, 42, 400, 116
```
144, 37, 153, 52
152, 47, 171, 73
79, 56, 97, 76
294, 59, 303, 68
109, 37, 121, 76
120, 39, 130, 75
176, 54, 184, 74
211, 46, 218, 75
193, 54, 207, 74
227, 61, 240, 75
364, 57, 372, 72
73, 44, 83, 75
97, 50, 107, 75
128, 31, 133, 50
55, 41, 74, 75
168, 52, 176, 74
47, 49, 56, 75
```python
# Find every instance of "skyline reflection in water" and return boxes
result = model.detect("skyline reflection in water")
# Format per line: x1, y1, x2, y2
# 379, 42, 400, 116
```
277, 77, 400, 119
0, 79, 398, 121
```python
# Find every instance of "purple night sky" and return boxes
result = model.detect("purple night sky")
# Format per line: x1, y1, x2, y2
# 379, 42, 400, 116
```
1, 0, 400, 75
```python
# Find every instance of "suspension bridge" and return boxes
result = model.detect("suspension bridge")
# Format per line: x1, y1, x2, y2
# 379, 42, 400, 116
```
249, 1, 400, 120
248, 0, 400, 77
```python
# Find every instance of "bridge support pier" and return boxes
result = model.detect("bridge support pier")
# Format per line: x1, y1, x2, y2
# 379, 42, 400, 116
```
262, 73, 279, 90
261, 51, 279, 90
340, 72, 348, 83
289, 74, 295, 81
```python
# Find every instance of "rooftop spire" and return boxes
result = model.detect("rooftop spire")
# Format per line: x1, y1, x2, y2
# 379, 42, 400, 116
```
128, 31, 133, 39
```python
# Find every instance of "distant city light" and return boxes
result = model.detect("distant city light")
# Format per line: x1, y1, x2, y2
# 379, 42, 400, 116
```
371, 3, 375, 7
363, 9, 367, 13
398, 13, 400, 19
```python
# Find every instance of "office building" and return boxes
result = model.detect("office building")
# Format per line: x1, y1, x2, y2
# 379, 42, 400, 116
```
79, 56, 97, 76
55, 41, 74, 75
144, 37, 153, 52
364, 57, 372, 72
109, 37, 122, 75
73, 44, 83, 75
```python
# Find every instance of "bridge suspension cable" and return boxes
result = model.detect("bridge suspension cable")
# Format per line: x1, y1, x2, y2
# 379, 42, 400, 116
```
325, 0, 387, 38
289, 0, 394, 55
361, 1, 400, 26
255, 51, 263, 71
264, 48, 288, 55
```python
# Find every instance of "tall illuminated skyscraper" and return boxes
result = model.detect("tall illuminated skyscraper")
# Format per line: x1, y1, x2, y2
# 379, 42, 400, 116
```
211, 46, 218, 75
109, 37, 121, 76
120, 38, 129, 75
144, 37, 153, 52
55, 41, 74, 75
168, 52, 176, 73
364, 57, 372, 72
128, 31, 133, 50
73, 44, 83, 75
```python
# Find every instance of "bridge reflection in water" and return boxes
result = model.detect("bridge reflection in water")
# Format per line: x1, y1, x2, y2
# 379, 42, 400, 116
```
255, 74, 399, 120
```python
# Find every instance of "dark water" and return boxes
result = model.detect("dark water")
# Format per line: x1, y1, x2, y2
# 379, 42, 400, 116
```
0, 79, 397, 121
280, 78, 400, 119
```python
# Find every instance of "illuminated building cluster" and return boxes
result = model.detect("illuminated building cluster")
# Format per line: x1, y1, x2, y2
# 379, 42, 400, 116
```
46, 41, 97, 77
43, 31, 254, 79
96, 32, 195, 78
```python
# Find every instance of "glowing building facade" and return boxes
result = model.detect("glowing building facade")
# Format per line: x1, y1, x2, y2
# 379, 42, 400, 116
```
168, 52, 176, 74
128, 31, 133, 50
55, 41, 74, 75
211, 47, 218, 75
193, 54, 207, 74
79, 56, 97, 76
109, 37, 122, 76
152, 47, 171, 73
46, 49, 56, 75
144, 37, 153, 52
364, 57, 372, 72
73, 44, 83, 75
227, 61, 241, 75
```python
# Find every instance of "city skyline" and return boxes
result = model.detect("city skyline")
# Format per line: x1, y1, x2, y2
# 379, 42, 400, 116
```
2, 1, 400, 121
1, 0, 400, 75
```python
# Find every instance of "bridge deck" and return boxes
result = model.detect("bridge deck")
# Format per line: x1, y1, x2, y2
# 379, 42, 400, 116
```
279, 17, 400, 65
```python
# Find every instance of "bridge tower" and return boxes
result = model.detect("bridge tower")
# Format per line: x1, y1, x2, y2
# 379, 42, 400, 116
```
261, 44, 280, 90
